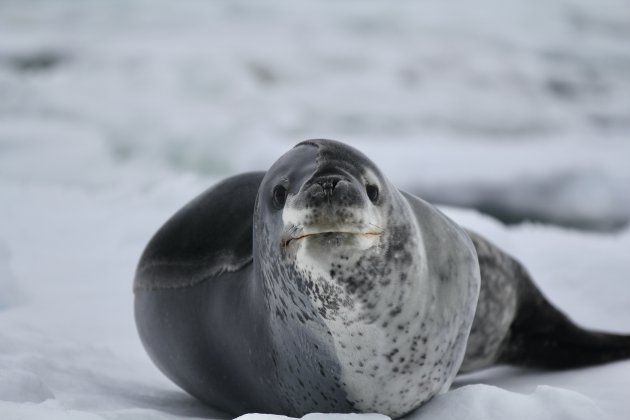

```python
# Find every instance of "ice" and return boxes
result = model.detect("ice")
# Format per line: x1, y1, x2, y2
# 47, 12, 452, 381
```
1, 0, 629, 419
241, 414, 390, 420
236, 414, 389, 420
233, 385, 607, 420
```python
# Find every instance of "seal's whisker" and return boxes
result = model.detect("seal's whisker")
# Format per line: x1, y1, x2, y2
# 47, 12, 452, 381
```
367, 222, 385, 233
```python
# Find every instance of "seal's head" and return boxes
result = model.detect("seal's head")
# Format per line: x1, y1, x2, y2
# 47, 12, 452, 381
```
254, 139, 421, 323
275, 141, 386, 247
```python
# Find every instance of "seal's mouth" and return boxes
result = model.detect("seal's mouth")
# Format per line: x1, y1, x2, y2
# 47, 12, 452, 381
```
282, 228, 383, 248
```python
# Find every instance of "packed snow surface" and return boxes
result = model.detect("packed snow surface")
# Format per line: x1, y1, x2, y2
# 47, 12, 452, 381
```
1, 0, 629, 419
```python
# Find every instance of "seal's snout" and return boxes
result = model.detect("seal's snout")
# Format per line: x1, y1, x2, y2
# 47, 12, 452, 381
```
305, 174, 362, 208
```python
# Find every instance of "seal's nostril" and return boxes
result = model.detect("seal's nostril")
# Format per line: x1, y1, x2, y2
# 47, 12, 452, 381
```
317, 177, 341, 194
322, 180, 335, 195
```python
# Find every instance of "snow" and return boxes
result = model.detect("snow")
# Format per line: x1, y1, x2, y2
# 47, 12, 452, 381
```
416, 384, 607, 420
1, 0, 629, 419
235, 414, 388, 420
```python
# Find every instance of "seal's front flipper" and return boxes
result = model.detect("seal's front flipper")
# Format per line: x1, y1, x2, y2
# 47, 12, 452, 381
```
462, 230, 630, 371
134, 171, 265, 291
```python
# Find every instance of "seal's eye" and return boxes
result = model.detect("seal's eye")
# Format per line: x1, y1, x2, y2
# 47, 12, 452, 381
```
366, 184, 379, 203
272, 185, 288, 208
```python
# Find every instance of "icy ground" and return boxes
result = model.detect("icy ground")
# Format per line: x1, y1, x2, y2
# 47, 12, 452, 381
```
1, 0, 629, 419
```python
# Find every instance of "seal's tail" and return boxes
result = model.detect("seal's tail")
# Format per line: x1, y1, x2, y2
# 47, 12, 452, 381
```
499, 283, 630, 369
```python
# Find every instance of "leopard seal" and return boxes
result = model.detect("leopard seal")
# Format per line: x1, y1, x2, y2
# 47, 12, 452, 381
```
134, 139, 630, 418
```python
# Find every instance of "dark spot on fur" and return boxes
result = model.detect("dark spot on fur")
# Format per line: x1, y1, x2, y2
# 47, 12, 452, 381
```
389, 307, 402, 317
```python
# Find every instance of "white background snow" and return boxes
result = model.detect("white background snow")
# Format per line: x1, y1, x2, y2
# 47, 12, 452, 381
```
1, 0, 629, 419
